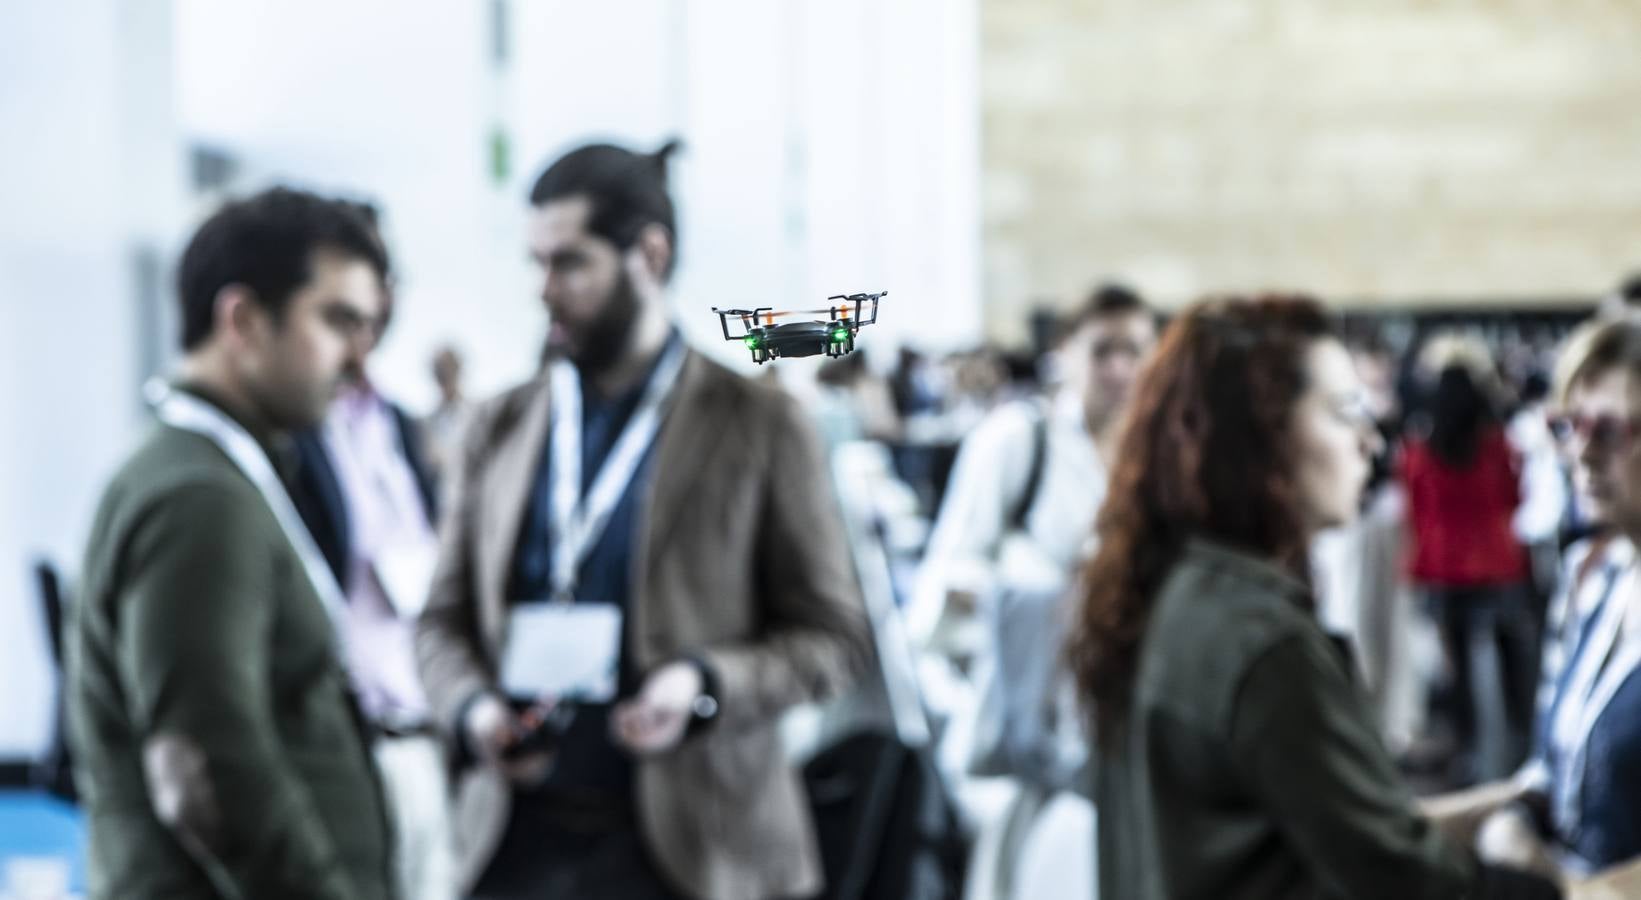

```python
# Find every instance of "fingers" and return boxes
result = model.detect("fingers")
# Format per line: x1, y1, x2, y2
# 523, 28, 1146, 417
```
469, 695, 558, 765
466, 694, 519, 762
516, 699, 554, 732
611, 700, 687, 755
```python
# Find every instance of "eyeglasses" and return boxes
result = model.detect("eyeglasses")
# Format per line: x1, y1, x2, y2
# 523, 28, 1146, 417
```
1549, 412, 1641, 448
1092, 339, 1144, 364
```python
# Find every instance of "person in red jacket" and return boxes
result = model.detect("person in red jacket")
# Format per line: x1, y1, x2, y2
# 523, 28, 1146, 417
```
1402, 362, 1535, 785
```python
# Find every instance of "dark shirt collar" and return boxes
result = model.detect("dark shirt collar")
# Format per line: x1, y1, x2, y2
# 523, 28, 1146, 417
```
1180, 535, 1311, 601
576, 329, 684, 408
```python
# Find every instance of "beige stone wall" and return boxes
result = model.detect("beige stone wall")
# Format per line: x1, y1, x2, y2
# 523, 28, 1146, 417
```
982, 0, 1641, 343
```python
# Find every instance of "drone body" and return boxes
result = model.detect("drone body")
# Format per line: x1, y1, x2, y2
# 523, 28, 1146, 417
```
712, 291, 886, 364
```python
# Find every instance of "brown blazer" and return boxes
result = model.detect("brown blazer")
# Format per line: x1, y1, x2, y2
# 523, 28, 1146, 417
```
415, 349, 871, 900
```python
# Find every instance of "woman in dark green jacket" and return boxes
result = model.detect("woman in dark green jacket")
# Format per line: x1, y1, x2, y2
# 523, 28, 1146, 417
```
1067, 296, 1562, 899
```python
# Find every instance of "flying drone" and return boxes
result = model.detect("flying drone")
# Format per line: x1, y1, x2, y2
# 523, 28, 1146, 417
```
712, 291, 886, 364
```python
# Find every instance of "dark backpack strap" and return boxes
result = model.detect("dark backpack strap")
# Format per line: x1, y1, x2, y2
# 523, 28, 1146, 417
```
1006, 402, 1050, 532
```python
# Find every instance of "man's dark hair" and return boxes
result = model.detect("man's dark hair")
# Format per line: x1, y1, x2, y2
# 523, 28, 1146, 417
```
1427, 364, 1498, 467
1060, 282, 1153, 343
341, 199, 390, 278
177, 187, 389, 351
1618, 272, 1641, 307
528, 139, 682, 280
1520, 370, 1551, 406
1080, 283, 1148, 320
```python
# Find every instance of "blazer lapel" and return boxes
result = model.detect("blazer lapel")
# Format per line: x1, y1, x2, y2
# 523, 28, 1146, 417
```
637, 352, 736, 584
478, 377, 552, 629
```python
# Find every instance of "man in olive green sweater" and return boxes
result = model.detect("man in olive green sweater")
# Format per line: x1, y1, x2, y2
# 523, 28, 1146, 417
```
66, 188, 394, 899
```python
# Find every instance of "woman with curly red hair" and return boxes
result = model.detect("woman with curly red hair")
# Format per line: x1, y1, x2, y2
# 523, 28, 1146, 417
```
1068, 296, 1560, 899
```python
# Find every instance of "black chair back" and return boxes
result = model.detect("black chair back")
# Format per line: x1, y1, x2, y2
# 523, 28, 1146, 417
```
30, 558, 75, 801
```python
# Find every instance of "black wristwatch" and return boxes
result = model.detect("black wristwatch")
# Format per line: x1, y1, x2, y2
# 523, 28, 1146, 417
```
679, 654, 722, 734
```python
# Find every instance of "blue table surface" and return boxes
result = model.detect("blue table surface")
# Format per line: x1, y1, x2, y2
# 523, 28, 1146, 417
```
0, 789, 86, 892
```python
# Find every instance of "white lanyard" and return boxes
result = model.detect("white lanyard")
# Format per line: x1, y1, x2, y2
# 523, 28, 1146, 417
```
1550, 564, 1626, 756
546, 340, 687, 604
146, 381, 349, 637
1553, 560, 1641, 834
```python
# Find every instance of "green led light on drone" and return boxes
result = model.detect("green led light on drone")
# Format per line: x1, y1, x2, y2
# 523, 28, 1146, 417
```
832, 329, 849, 342
743, 335, 761, 349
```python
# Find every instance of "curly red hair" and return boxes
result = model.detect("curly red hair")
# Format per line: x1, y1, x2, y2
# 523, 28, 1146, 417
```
1067, 294, 1336, 740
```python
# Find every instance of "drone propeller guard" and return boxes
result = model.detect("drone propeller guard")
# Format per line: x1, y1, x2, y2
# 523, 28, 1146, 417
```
711, 291, 885, 364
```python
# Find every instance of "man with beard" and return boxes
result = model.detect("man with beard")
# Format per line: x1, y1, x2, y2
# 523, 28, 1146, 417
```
416, 140, 871, 900
65, 188, 394, 898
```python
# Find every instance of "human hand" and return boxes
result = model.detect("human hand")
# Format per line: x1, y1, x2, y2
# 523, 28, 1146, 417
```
464, 692, 554, 784
611, 662, 703, 756
1476, 806, 1560, 881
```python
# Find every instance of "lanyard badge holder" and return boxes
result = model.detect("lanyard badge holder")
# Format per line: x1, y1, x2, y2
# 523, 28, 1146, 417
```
499, 341, 688, 754
1551, 559, 1641, 840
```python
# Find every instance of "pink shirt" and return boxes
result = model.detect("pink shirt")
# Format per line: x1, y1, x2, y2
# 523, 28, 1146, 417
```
323, 382, 436, 725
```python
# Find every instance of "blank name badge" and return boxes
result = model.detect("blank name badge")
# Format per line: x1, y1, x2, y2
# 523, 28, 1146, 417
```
500, 603, 622, 704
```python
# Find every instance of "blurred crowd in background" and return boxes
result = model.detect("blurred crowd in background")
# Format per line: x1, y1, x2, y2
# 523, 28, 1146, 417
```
9, 2, 1641, 899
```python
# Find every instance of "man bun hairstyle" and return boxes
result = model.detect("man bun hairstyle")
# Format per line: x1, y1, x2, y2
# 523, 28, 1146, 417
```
528, 139, 683, 280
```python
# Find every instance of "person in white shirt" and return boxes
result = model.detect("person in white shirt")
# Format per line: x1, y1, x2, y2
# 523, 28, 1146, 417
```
1511, 372, 1570, 549
910, 285, 1156, 652
910, 285, 1157, 899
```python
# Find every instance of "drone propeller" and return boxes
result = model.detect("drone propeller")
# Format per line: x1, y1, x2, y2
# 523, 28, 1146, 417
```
711, 291, 883, 363
721, 308, 854, 322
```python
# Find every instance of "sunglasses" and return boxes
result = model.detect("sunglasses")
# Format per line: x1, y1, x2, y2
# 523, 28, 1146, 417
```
1548, 412, 1641, 448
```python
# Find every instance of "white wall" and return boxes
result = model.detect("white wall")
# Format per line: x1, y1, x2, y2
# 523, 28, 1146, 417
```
176, 0, 538, 411
0, 0, 184, 756
793, 0, 983, 356
176, 0, 985, 410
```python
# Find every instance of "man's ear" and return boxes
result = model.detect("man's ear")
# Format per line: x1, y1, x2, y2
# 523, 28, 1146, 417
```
214, 284, 264, 351
632, 222, 674, 285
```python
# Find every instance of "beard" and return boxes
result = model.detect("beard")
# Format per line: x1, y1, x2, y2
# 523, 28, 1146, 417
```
548, 268, 640, 374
